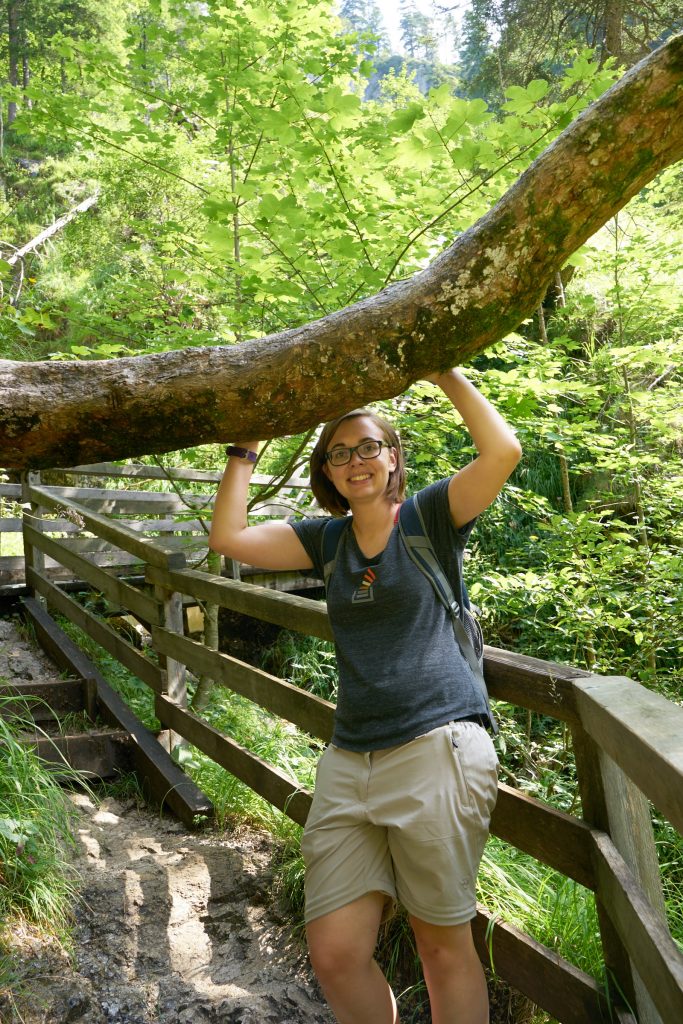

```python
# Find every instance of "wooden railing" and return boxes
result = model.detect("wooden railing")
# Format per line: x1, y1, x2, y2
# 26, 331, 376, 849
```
10, 469, 683, 1024
0, 462, 321, 593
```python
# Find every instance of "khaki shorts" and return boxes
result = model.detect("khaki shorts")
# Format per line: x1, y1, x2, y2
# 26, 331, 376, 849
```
301, 720, 499, 926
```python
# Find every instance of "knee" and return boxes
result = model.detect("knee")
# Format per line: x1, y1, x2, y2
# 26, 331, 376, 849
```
307, 931, 372, 983
412, 922, 478, 978
415, 936, 458, 976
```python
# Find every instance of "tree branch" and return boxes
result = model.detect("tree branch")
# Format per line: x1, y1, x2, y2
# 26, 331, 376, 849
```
2, 34, 683, 470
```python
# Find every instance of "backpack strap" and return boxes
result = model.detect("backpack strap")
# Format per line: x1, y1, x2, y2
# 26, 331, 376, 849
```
321, 516, 352, 591
398, 495, 497, 734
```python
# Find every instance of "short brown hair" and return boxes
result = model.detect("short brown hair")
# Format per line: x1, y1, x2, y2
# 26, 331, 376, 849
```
310, 409, 406, 516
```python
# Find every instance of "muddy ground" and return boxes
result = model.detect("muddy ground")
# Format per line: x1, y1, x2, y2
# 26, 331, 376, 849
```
0, 615, 334, 1024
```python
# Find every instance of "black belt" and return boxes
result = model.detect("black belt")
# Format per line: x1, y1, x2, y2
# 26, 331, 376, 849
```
454, 713, 488, 727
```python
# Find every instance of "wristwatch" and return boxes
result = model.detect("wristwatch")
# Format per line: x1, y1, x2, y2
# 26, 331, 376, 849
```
225, 445, 258, 463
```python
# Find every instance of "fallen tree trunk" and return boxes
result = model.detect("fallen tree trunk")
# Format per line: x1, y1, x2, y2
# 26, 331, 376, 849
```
1, 35, 682, 470
3, 194, 99, 268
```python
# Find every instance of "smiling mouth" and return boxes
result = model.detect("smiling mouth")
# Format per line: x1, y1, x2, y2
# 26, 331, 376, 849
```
349, 473, 372, 482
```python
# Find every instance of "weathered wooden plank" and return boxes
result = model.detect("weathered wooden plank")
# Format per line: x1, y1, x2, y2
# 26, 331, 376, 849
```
588, 740, 668, 1024
0, 552, 148, 587
118, 518, 208, 534
152, 627, 335, 742
20, 597, 213, 826
0, 556, 28, 583
67, 462, 224, 483
154, 586, 187, 757
58, 534, 209, 562
0, 679, 87, 722
238, 568, 323, 592
484, 646, 586, 724
472, 905, 634, 1024
26, 484, 187, 570
0, 483, 21, 499
155, 693, 313, 827
23, 521, 161, 625
146, 565, 334, 640
0, 517, 24, 532
27, 568, 165, 695
573, 676, 683, 834
491, 784, 595, 890
0, 517, 81, 534
34, 463, 311, 490
592, 831, 683, 1024
28, 482, 215, 515
571, 724, 639, 1012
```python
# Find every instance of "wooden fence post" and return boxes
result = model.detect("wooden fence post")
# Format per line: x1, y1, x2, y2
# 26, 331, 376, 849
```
154, 584, 187, 755
573, 720, 666, 1024
21, 470, 46, 604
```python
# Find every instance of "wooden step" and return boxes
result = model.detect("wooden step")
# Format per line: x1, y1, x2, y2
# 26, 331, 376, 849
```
21, 597, 214, 826
0, 678, 95, 722
17, 728, 134, 779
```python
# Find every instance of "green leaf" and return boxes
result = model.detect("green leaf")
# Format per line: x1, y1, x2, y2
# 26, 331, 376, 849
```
387, 103, 425, 134
526, 79, 549, 102
204, 224, 233, 256
258, 194, 281, 218
429, 83, 453, 107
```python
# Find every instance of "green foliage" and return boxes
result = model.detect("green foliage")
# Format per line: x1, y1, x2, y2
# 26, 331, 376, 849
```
458, 0, 681, 101
1, 0, 618, 361
57, 616, 159, 730
0, 698, 78, 931
2, 3, 682, 1011
260, 631, 338, 702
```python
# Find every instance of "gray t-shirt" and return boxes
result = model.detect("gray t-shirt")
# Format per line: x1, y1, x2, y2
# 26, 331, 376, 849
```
291, 479, 487, 751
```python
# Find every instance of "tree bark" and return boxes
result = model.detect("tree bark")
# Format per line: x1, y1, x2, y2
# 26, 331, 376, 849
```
1, 34, 683, 470
7, 0, 21, 125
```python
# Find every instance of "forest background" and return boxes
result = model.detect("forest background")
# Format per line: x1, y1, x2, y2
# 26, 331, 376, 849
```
1, 2, 682, 1021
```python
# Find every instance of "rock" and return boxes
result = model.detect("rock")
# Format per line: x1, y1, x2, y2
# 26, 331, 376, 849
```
8, 656, 36, 678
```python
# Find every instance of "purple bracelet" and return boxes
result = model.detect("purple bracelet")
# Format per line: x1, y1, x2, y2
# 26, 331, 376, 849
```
225, 445, 258, 463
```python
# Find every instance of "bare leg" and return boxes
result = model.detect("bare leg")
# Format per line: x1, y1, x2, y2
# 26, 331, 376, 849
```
306, 892, 399, 1024
409, 916, 488, 1024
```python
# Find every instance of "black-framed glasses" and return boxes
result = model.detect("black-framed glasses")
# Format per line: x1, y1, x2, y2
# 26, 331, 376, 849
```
324, 439, 390, 467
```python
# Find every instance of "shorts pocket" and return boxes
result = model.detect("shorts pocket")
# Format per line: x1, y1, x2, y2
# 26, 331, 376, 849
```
448, 724, 499, 825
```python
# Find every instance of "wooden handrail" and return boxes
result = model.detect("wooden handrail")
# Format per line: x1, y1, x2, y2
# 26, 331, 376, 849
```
591, 831, 683, 1023
56, 461, 311, 489
145, 564, 333, 638
25, 483, 187, 571
23, 518, 162, 625
573, 675, 683, 834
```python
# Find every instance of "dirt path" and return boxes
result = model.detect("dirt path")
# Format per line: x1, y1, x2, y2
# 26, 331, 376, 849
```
1, 616, 334, 1024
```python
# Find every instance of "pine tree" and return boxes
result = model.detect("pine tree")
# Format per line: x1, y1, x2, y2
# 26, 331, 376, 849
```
339, 0, 389, 54
400, 0, 438, 61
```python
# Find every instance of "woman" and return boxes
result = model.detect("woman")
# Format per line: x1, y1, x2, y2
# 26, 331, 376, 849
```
209, 368, 521, 1024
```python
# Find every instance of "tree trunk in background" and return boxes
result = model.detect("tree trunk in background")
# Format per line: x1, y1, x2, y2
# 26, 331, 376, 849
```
604, 1, 625, 63
22, 52, 31, 109
1, 33, 683, 470
7, 1, 21, 125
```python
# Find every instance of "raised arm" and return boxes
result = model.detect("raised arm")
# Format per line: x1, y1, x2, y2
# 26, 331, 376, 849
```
426, 370, 522, 528
208, 442, 314, 571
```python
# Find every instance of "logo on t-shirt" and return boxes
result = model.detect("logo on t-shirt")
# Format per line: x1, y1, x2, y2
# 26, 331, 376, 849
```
352, 567, 376, 603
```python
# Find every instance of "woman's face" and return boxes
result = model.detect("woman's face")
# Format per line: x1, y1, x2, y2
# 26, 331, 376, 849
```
323, 415, 397, 505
